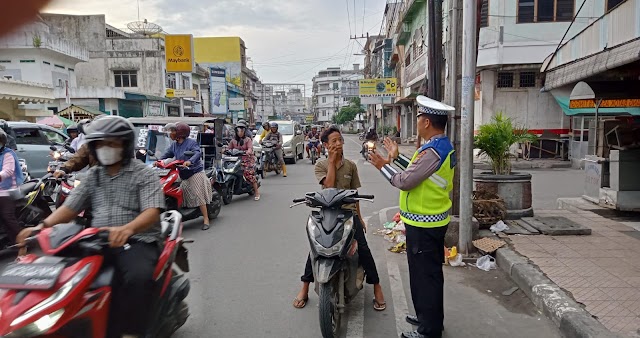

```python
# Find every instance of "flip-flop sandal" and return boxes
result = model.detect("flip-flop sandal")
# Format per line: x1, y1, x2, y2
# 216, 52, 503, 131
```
293, 297, 308, 309
201, 223, 210, 231
373, 298, 387, 311
255, 195, 261, 201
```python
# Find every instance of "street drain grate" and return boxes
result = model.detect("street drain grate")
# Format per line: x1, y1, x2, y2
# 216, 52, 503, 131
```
620, 231, 640, 241
519, 216, 592, 236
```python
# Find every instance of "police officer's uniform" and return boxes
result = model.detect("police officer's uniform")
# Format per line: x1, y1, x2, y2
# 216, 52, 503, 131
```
379, 96, 456, 338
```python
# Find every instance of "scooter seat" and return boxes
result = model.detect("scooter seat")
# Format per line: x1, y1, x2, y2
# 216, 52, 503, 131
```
89, 266, 115, 289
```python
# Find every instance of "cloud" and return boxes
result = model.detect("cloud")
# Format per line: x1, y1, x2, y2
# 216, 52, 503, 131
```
44, 0, 386, 90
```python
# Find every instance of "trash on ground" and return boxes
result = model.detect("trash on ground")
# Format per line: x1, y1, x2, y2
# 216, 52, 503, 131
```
490, 220, 509, 233
502, 286, 519, 296
383, 221, 396, 229
473, 237, 506, 254
448, 254, 466, 267
475, 255, 497, 271
376, 218, 407, 254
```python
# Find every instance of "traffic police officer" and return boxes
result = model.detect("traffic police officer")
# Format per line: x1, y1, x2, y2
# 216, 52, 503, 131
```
369, 95, 455, 338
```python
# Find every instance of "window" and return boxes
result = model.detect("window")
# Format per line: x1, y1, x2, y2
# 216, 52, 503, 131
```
518, 0, 574, 23
58, 79, 64, 88
3, 75, 13, 80
497, 72, 514, 88
322, 110, 327, 117
68, 68, 74, 72
0, 60, 11, 63
166, 73, 176, 89
332, 83, 339, 90
480, 0, 489, 27
14, 128, 47, 145
54, 64, 65, 69
20, 60, 35, 63
41, 129, 66, 144
43, 61, 50, 65
607, 0, 626, 11
114, 70, 138, 88
181, 75, 190, 90
322, 97, 326, 103
519, 72, 537, 87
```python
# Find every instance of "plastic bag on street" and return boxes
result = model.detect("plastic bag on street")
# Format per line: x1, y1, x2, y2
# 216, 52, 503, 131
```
476, 255, 497, 271
393, 221, 405, 232
383, 222, 396, 229
448, 254, 466, 267
490, 220, 509, 233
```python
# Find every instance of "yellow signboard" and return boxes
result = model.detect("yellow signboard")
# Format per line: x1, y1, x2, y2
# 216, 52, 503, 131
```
165, 35, 194, 73
166, 89, 197, 98
359, 78, 397, 98
569, 98, 640, 109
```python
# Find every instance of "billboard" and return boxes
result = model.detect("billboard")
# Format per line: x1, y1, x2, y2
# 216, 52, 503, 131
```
165, 35, 194, 73
359, 78, 397, 104
194, 37, 243, 87
229, 98, 245, 111
209, 67, 228, 115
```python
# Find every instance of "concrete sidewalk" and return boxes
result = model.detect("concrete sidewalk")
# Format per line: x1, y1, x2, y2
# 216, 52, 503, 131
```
397, 143, 571, 170
505, 209, 640, 337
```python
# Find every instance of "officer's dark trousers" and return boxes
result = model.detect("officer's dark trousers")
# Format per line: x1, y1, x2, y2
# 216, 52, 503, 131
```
301, 217, 380, 285
0, 196, 20, 244
406, 223, 448, 337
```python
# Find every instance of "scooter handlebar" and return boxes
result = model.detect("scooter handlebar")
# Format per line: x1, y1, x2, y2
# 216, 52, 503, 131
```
357, 194, 374, 200
292, 198, 306, 203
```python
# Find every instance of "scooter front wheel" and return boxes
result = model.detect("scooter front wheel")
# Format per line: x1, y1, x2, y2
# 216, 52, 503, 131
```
222, 186, 233, 205
318, 282, 340, 338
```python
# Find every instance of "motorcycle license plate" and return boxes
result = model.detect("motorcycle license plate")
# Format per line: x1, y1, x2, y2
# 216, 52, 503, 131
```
0, 263, 65, 290
155, 169, 170, 176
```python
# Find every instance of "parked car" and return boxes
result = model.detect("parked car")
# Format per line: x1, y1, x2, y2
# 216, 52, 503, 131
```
253, 120, 304, 164
6, 121, 69, 178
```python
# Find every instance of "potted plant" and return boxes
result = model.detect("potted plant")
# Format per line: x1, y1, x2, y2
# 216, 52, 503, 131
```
473, 113, 538, 219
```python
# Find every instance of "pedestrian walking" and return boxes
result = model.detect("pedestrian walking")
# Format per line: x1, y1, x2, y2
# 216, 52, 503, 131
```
368, 95, 456, 338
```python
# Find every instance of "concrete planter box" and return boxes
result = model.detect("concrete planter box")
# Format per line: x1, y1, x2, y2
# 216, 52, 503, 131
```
473, 172, 533, 219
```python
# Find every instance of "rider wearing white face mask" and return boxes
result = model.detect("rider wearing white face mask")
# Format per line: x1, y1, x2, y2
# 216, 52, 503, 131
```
18, 115, 165, 338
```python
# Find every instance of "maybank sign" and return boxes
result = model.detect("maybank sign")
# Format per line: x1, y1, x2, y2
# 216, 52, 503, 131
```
165, 35, 194, 73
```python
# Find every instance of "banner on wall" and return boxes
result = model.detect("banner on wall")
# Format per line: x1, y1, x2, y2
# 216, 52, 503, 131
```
209, 67, 228, 115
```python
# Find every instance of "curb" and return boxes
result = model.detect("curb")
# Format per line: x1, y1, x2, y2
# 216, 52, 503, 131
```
495, 247, 624, 338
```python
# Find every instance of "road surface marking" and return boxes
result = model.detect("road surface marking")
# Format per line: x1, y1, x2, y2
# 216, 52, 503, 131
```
378, 206, 413, 337
345, 287, 365, 338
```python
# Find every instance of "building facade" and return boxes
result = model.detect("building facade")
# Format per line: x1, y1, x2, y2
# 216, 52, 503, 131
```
312, 65, 363, 123
0, 18, 88, 121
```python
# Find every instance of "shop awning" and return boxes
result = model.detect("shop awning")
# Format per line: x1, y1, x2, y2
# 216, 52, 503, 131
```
551, 90, 640, 116
58, 105, 106, 120
124, 92, 171, 102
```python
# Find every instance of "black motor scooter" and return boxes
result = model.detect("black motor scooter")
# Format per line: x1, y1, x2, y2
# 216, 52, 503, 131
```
213, 148, 258, 205
291, 189, 374, 338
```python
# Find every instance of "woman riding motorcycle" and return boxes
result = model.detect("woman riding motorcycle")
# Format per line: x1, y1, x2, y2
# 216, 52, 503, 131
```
261, 122, 287, 177
161, 122, 214, 230
227, 121, 261, 201
0, 129, 24, 244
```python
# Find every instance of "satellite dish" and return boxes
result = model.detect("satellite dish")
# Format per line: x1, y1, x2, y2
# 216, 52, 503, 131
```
127, 19, 163, 36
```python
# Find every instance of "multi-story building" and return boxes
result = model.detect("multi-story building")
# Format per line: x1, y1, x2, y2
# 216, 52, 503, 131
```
0, 18, 88, 121
474, 0, 605, 133
312, 65, 364, 123
40, 14, 170, 118
255, 83, 307, 122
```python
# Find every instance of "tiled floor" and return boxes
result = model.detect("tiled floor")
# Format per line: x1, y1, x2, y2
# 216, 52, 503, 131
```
509, 209, 640, 337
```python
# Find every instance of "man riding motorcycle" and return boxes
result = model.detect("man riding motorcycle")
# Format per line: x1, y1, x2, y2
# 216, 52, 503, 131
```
17, 115, 165, 338
54, 119, 99, 178
261, 122, 287, 177
65, 123, 79, 143
305, 126, 322, 159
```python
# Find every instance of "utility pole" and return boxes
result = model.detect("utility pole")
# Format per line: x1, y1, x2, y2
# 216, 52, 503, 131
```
459, 0, 477, 255
420, 0, 444, 149
448, 0, 463, 216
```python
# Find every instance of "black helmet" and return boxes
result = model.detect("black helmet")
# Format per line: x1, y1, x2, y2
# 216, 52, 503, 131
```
85, 116, 135, 165
0, 129, 7, 148
262, 121, 270, 128
77, 119, 91, 134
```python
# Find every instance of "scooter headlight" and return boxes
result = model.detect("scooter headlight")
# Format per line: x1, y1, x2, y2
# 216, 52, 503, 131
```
52, 151, 61, 160
309, 218, 354, 257
10, 264, 92, 329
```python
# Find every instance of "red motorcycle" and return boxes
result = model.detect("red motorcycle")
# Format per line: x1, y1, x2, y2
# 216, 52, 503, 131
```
0, 210, 190, 338
154, 158, 222, 222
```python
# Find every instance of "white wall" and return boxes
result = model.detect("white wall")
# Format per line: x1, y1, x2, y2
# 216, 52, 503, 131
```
478, 0, 604, 67
0, 49, 78, 87
476, 70, 568, 131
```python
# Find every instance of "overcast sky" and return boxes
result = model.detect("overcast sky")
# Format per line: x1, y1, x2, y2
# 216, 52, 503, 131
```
44, 0, 387, 96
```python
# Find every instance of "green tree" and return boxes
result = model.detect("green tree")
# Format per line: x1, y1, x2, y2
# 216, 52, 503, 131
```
334, 97, 365, 125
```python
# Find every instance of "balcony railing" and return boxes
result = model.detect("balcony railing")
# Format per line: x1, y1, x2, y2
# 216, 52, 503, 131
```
0, 32, 89, 62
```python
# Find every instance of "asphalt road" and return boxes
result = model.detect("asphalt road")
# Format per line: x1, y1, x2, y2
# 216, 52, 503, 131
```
172, 134, 561, 338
